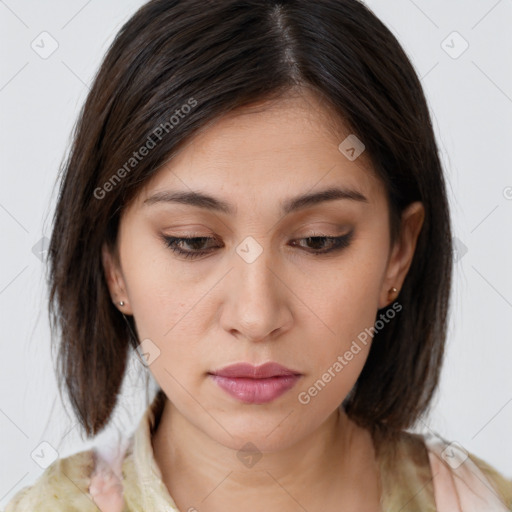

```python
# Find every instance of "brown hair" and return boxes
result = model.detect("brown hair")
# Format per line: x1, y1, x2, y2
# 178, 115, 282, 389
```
47, 0, 452, 445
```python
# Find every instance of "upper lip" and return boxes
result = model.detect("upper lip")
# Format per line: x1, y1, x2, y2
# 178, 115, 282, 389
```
210, 362, 301, 379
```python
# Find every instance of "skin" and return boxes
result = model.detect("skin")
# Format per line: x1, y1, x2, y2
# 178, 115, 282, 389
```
89, 466, 124, 512
101, 88, 424, 511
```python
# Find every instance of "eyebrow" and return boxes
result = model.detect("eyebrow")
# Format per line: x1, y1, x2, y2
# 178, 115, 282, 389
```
143, 186, 368, 215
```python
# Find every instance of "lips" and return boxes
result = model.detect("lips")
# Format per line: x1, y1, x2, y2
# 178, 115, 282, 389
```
210, 362, 301, 379
208, 362, 302, 404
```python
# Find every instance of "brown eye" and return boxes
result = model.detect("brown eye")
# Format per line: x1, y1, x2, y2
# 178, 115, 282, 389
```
290, 232, 353, 254
162, 236, 221, 259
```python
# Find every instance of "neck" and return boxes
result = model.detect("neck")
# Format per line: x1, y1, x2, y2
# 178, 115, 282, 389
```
152, 399, 381, 512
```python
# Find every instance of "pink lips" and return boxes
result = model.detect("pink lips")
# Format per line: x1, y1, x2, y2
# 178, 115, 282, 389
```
209, 362, 302, 404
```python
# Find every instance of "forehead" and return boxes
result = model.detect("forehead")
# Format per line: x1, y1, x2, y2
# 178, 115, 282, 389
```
179, 90, 367, 163
134, 90, 382, 211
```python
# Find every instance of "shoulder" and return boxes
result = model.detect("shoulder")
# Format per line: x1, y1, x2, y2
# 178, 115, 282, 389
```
421, 433, 512, 511
377, 430, 512, 511
466, 451, 512, 507
4, 449, 98, 512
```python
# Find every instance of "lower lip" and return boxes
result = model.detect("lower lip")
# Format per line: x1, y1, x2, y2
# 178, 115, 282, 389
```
209, 374, 301, 404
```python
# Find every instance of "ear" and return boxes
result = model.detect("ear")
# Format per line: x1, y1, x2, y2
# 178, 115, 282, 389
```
101, 242, 133, 315
378, 201, 425, 309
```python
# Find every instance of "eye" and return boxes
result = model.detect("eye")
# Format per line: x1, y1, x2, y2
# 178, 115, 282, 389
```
290, 232, 354, 254
162, 236, 221, 260
161, 231, 354, 260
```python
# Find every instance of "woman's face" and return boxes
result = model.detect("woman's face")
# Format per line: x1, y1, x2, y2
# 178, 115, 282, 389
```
103, 90, 423, 452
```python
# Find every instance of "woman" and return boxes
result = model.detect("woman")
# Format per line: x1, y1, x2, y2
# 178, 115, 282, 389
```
5, 0, 511, 510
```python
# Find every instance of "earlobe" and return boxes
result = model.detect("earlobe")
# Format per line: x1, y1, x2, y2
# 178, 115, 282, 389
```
101, 242, 132, 314
379, 201, 425, 309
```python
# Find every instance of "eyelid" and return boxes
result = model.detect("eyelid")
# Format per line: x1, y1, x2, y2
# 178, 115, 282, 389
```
160, 224, 353, 241
299, 228, 349, 236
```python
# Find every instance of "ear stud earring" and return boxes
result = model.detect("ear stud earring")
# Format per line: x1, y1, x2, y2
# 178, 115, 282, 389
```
388, 287, 399, 303
119, 301, 125, 307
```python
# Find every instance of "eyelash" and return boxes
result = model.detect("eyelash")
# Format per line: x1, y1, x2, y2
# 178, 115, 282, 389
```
162, 232, 354, 260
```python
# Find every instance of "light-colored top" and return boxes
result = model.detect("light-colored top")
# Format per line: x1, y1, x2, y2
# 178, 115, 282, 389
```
5, 390, 512, 511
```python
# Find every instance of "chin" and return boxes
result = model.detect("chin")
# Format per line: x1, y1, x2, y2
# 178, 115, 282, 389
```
204, 408, 311, 454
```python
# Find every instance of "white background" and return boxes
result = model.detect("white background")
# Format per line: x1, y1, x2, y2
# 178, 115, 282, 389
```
1, 0, 511, 506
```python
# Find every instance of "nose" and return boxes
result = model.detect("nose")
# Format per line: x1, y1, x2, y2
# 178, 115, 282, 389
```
220, 244, 293, 344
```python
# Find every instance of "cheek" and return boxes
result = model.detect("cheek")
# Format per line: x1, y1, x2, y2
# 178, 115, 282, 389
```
295, 338, 370, 420
295, 240, 388, 407
120, 235, 193, 334
120, 241, 214, 382
312, 249, 387, 341
295, 302, 375, 417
